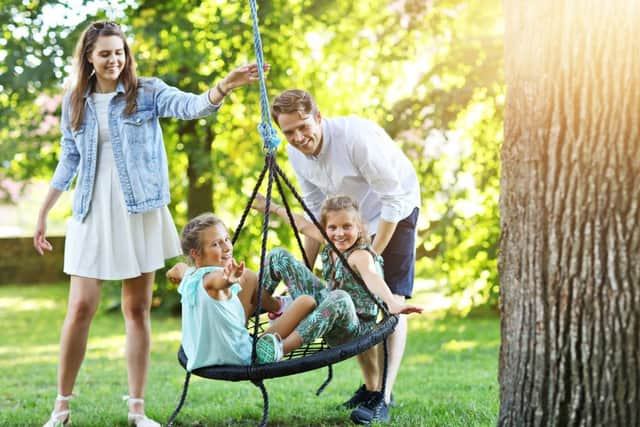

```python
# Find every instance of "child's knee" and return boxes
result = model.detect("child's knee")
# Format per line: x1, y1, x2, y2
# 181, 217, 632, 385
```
297, 294, 317, 311
268, 247, 294, 265
329, 289, 353, 310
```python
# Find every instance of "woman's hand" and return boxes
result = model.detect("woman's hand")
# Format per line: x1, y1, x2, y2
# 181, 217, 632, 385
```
33, 216, 53, 255
219, 62, 270, 93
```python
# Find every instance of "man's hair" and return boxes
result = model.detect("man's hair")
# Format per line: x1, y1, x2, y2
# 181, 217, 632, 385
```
271, 89, 319, 126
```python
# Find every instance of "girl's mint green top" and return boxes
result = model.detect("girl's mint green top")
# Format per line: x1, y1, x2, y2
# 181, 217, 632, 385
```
178, 266, 252, 371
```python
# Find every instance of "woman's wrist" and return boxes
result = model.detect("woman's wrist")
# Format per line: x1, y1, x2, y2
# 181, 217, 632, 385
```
216, 80, 230, 97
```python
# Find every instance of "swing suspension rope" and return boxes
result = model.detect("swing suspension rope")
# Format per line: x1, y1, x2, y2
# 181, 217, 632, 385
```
167, 2, 395, 426
249, 0, 281, 153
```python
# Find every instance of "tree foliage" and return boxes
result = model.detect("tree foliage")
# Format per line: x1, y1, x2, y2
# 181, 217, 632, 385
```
1, 0, 504, 313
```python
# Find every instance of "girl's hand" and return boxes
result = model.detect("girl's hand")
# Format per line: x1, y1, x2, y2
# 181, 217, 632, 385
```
33, 216, 53, 255
388, 301, 425, 316
223, 258, 245, 284
251, 193, 268, 213
219, 63, 270, 93
166, 262, 188, 285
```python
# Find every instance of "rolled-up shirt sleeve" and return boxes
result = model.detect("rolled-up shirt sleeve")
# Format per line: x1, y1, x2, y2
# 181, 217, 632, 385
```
51, 95, 80, 191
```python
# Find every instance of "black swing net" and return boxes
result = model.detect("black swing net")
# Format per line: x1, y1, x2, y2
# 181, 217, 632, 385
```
167, 152, 398, 427
166, 2, 397, 426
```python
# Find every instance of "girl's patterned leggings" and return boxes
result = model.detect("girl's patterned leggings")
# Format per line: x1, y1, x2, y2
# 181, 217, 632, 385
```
263, 248, 373, 346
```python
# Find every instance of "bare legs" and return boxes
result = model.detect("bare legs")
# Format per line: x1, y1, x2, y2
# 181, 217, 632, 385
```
52, 276, 102, 416
381, 299, 408, 403
49, 272, 156, 420
121, 272, 155, 416
264, 295, 316, 354
356, 294, 408, 404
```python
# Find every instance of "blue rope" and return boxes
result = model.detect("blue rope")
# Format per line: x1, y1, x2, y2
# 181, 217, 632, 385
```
249, 0, 281, 152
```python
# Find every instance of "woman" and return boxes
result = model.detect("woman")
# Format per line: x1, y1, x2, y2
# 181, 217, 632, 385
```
33, 20, 267, 427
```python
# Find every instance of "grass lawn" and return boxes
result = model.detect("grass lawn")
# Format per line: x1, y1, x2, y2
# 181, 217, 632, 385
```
0, 282, 499, 426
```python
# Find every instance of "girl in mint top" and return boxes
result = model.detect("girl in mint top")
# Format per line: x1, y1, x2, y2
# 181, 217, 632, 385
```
167, 212, 316, 371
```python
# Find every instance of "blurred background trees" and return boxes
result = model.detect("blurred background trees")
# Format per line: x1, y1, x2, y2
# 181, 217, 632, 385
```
0, 0, 503, 314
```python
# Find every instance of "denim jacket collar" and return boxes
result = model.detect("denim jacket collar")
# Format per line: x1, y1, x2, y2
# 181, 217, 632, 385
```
82, 80, 125, 98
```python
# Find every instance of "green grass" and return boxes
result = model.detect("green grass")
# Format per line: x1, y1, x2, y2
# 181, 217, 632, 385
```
0, 282, 499, 426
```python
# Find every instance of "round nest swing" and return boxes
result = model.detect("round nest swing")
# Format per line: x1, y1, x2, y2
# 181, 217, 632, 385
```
167, 2, 398, 426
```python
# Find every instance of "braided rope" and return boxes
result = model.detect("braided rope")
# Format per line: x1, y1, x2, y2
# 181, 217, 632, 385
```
232, 158, 269, 245
249, 0, 280, 152
251, 153, 275, 364
272, 165, 312, 269
273, 162, 391, 317
166, 372, 191, 426
251, 379, 270, 427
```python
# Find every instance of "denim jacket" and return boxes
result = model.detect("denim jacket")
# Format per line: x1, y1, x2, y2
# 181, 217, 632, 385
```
51, 77, 220, 221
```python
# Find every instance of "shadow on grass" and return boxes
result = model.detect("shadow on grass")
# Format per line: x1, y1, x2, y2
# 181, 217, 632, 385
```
0, 282, 500, 426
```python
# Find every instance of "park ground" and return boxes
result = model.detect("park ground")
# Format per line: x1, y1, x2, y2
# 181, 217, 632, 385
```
0, 280, 499, 426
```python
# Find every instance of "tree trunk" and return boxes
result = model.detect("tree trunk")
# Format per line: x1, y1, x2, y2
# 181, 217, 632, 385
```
184, 121, 214, 219
499, 1, 640, 426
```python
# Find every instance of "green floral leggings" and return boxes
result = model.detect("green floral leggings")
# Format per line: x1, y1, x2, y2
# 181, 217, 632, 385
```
263, 248, 375, 346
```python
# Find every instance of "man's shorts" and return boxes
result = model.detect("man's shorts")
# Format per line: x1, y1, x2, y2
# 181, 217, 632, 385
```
380, 207, 419, 298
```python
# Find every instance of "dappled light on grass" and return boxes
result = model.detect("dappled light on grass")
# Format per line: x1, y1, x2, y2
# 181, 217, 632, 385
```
0, 343, 59, 367
0, 296, 60, 312
404, 353, 435, 364
153, 330, 181, 344
442, 339, 478, 352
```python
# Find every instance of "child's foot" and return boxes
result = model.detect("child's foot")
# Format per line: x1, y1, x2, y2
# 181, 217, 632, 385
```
256, 333, 284, 364
268, 295, 293, 323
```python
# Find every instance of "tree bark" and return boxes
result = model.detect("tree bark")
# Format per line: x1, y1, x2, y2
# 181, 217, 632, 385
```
184, 121, 214, 219
499, 1, 640, 426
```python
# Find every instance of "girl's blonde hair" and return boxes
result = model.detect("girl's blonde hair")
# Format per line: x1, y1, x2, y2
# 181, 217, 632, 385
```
319, 196, 370, 245
69, 21, 138, 130
180, 212, 226, 263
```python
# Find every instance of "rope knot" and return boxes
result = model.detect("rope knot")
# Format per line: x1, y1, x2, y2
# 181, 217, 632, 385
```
258, 122, 281, 152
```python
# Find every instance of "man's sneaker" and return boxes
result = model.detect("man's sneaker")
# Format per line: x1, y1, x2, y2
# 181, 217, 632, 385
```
268, 295, 293, 324
256, 333, 283, 364
350, 391, 390, 425
341, 384, 374, 409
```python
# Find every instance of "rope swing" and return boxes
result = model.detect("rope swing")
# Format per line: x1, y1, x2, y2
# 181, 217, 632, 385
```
167, 2, 397, 426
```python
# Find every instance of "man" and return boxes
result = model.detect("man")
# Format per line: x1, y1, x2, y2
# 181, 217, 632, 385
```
271, 89, 421, 424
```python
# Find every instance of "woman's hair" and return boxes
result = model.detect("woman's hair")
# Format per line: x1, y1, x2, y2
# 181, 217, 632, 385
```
181, 212, 226, 263
319, 195, 370, 245
270, 89, 319, 126
69, 20, 138, 130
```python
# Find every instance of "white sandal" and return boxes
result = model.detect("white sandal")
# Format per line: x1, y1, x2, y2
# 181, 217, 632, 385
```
43, 394, 73, 427
123, 396, 160, 427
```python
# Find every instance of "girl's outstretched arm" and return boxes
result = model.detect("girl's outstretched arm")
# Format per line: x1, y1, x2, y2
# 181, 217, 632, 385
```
252, 193, 325, 243
166, 262, 189, 284
348, 250, 424, 315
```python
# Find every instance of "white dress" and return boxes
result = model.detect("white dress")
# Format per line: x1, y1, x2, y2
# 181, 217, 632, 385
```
64, 92, 182, 280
